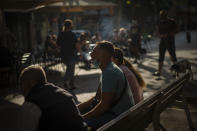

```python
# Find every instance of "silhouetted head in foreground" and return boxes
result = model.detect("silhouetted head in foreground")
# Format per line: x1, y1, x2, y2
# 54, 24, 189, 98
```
19, 65, 47, 97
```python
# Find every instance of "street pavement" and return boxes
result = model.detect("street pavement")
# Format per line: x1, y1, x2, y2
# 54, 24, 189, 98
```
0, 31, 197, 131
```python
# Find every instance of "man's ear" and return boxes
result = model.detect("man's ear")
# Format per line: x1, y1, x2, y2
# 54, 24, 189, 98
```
101, 50, 109, 57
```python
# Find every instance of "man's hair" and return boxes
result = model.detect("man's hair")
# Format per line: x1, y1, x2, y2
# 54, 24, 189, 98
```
64, 19, 73, 28
19, 65, 47, 85
97, 41, 114, 56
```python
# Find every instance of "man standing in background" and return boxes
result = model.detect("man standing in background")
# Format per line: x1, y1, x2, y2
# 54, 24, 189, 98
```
153, 10, 178, 77
57, 19, 80, 90
129, 20, 141, 63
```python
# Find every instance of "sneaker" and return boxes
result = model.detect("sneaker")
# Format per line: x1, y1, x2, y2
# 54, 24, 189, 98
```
153, 71, 161, 76
133, 59, 138, 64
63, 83, 70, 90
69, 83, 77, 90
69, 85, 77, 90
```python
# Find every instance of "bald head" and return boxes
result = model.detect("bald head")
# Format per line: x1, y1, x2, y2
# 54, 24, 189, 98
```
19, 65, 47, 97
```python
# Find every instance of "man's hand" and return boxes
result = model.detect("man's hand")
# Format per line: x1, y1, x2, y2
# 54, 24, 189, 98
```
77, 96, 95, 112
82, 92, 114, 119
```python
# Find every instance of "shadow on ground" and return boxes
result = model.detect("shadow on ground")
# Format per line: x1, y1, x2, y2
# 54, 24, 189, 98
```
46, 69, 100, 95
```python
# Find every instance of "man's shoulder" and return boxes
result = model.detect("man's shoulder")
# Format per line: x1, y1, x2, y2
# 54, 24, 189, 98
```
104, 63, 124, 78
28, 83, 73, 101
45, 83, 73, 97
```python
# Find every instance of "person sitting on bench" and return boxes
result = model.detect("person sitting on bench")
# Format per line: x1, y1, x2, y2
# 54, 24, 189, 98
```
77, 41, 135, 130
112, 48, 146, 104
19, 65, 86, 131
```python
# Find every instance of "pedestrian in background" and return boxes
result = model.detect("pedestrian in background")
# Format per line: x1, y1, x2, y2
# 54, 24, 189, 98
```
57, 19, 80, 90
153, 10, 178, 76
129, 20, 141, 63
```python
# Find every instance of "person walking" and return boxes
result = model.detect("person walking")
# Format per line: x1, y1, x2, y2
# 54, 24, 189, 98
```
153, 10, 178, 76
57, 19, 80, 90
129, 20, 141, 63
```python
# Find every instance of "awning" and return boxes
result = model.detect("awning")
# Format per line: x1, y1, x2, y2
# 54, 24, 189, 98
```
0, 0, 62, 12
36, 0, 117, 14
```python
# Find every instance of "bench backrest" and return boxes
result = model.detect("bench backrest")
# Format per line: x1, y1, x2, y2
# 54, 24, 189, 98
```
97, 73, 190, 131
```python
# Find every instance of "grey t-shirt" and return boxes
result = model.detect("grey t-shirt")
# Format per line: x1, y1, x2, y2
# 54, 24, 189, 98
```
101, 62, 135, 115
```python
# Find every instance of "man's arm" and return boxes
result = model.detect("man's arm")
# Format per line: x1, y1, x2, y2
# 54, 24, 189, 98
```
77, 96, 95, 112
82, 92, 114, 119
21, 102, 41, 131
158, 22, 165, 38
169, 19, 178, 36
77, 83, 102, 112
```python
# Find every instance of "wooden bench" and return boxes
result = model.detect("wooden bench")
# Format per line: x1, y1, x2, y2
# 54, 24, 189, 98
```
97, 73, 195, 131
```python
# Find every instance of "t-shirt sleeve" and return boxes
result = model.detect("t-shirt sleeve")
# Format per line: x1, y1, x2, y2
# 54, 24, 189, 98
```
102, 71, 117, 92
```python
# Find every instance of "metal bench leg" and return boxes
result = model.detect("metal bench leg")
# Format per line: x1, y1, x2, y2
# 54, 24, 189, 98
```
153, 110, 160, 131
182, 96, 196, 131
159, 123, 167, 131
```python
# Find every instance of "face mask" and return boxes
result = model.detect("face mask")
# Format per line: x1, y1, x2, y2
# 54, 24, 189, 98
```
92, 59, 100, 67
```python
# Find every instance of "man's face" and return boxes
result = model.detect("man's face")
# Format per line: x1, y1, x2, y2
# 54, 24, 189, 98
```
90, 45, 100, 61
90, 45, 107, 63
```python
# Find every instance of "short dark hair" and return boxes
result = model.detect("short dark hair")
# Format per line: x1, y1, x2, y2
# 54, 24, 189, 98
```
64, 19, 73, 28
97, 41, 114, 56
113, 48, 124, 64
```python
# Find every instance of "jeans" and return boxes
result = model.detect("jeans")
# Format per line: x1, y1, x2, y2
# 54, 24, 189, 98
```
159, 37, 177, 62
84, 112, 117, 130
62, 57, 76, 83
